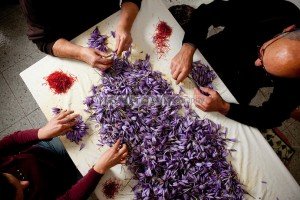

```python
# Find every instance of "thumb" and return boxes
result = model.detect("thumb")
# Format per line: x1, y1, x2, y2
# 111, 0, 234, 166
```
113, 139, 121, 149
115, 36, 120, 52
94, 49, 110, 57
194, 87, 201, 96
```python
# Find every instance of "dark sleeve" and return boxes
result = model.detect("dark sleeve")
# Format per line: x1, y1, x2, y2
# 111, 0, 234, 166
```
182, 0, 235, 47
57, 168, 103, 200
226, 85, 299, 129
0, 129, 40, 155
121, 0, 142, 9
19, 0, 55, 55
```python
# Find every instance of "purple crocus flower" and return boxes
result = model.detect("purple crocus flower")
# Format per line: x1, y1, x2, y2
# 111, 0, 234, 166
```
52, 107, 62, 115
111, 31, 116, 38
88, 27, 108, 52
84, 33, 244, 199
189, 61, 217, 89
52, 107, 88, 144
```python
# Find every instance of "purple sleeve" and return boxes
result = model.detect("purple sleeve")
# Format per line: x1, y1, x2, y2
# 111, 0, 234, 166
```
0, 129, 40, 155
57, 168, 103, 200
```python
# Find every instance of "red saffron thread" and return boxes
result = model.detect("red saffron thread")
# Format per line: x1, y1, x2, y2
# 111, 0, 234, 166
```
45, 70, 77, 94
102, 179, 121, 199
153, 20, 173, 58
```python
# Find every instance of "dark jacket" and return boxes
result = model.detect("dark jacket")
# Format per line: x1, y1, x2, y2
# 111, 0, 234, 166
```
19, 0, 142, 55
183, 0, 300, 129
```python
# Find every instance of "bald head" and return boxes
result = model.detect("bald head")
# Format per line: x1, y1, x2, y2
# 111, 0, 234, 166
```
261, 30, 300, 78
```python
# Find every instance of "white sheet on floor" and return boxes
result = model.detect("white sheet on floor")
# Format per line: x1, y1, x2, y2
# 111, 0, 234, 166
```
20, 0, 300, 199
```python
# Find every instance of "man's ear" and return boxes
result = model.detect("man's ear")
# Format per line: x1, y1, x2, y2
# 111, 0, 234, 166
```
254, 58, 262, 66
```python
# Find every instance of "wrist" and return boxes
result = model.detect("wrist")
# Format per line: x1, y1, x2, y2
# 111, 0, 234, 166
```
117, 22, 131, 33
37, 128, 47, 140
182, 43, 196, 56
78, 47, 87, 62
219, 102, 230, 115
118, 2, 138, 33
93, 165, 106, 174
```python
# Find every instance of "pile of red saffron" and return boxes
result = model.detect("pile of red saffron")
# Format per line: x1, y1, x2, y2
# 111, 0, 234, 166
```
45, 70, 77, 94
102, 179, 121, 199
153, 20, 173, 58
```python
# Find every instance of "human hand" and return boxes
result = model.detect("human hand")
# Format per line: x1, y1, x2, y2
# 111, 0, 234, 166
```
194, 87, 230, 115
170, 43, 196, 84
93, 139, 128, 174
80, 47, 113, 71
38, 110, 79, 140
115, 26, 132, 56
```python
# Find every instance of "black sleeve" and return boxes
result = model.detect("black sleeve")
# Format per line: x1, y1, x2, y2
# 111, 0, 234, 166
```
183, 0, 235, 47
19, 0, 55, 55
34, 40, 55, 55
122, 0, 142, 9
226, 84, 300, 129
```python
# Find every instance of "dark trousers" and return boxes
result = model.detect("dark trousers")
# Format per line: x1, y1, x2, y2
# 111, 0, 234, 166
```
35, 137, 82, 180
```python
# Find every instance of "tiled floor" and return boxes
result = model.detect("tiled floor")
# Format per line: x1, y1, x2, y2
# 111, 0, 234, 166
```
250, 88, 300, 184
0, 0, 299, 195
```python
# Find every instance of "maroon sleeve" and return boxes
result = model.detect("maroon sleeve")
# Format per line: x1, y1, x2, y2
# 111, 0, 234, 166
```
57, 168, 103, 200
0, 129, 40, 155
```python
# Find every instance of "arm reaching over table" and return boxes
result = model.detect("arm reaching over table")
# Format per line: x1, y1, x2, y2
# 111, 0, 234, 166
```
19, 0, 141, 70
115, 1, 140, 55
171, 0, 300, 129
52, 40, 113, 71
194, 87, 230, 115
0, 110, 78, 155
170, 0, 233, 84
58, 140, 128, 200
170, 43, 196, 84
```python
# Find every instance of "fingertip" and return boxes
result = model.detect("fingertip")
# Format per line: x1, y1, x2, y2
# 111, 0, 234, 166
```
194, 87, 200, 94
120, 160, 126, 164
114, 139, 121, 148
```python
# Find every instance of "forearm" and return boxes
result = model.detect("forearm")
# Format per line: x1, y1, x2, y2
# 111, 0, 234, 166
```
181, 43, 197, 57
183, 0, 232, 47
226, 104, 287, 129
0, 129, 40, 154
52, 38, 85, 61
219, 102, 230, 115
118, 2, 139, 32
57, 168, 103, 200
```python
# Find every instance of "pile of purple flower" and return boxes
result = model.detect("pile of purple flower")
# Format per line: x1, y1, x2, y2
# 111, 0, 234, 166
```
52, 107, 88, 144
189, 61, 217, 89
88, 27, 108, 52
84, 51, 244, 198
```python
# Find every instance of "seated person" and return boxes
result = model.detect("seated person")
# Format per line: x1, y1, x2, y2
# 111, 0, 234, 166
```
0, 110, 128, 200
19, 0, 142, 70
170, 0, 300, 129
